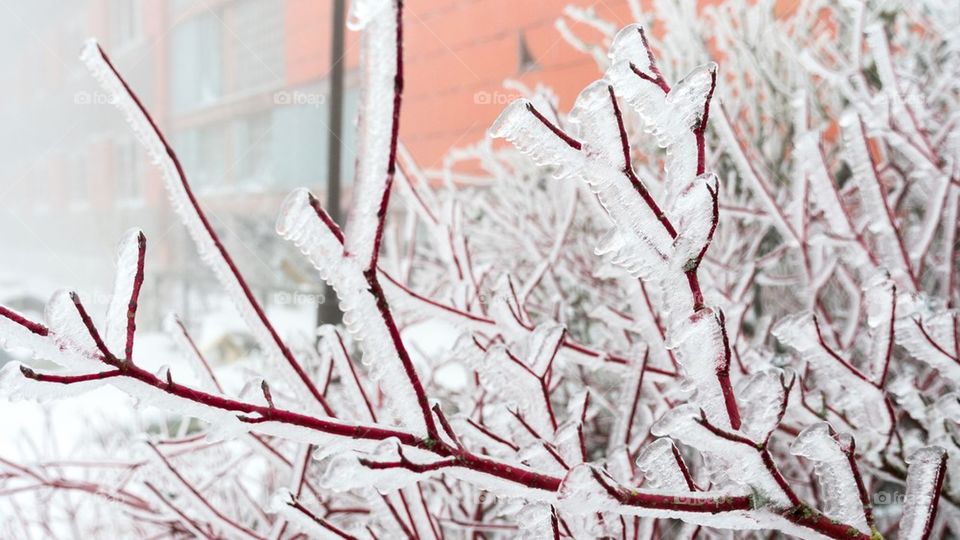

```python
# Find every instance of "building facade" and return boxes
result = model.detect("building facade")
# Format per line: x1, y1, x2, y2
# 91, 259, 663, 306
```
0, 0, 639, 321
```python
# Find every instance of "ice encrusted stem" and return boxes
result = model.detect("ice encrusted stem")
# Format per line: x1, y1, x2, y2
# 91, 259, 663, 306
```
502, 49, 741, 430
366, 0, 404, 273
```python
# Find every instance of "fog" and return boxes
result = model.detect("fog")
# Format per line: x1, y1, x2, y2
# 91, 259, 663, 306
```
0, 1, 348, 336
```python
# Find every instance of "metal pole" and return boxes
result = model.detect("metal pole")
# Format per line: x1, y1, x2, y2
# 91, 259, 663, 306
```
319, 0, 346, 326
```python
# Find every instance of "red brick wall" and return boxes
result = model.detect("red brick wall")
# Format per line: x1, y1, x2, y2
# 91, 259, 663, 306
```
283, 0, 637, 168
285, 0, 361, 87
400, 0, 635, 166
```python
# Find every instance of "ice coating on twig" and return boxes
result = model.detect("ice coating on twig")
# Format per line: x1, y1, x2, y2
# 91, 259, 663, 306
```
103, 229, 145, 360
895, 295, 960, 383
736, 369, 790, 443
0, 306, 68, 367
635, 438, 694, 491
569, 82, 675, 280
146, 443, 261, 540
4, 2, 958, 536
557, 463, 757, 528
668, 172, 718, 274
467, 341, 555, 438
651, 404, 791, 506
840, 111, 915, 285
0, 361, 115, 402
795, 131, 855, 238
344, 0, 399, 268
862, 275, 896, 384
317, 324, 378, 423
319, 441, 442, 492
43, 290, 104, 368
489, 100, 585, 180
277, 188, 430, 435
606, 25, 669, 132
668, 309, 737, 429
898, 447, 947, 540
163, 313, 223, 393
790, 423, 871, 533
712, 107, 799, 244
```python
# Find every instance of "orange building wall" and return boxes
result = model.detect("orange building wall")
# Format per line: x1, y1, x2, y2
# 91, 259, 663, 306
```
401, 0, 635, 166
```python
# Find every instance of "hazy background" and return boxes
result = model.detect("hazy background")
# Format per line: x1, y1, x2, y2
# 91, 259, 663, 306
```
0, 0, 626, 340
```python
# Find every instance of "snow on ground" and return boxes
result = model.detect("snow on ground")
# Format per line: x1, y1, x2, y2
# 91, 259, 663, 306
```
0, 268, 461, 464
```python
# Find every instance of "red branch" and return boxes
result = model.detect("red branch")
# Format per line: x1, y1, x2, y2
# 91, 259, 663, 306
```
124, 231, 146, 360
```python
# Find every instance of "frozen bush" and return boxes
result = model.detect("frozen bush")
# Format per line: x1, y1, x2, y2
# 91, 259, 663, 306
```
0, 0, 957, 538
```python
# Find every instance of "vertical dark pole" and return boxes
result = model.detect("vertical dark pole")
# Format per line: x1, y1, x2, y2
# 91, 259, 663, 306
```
319, 0, 346, 326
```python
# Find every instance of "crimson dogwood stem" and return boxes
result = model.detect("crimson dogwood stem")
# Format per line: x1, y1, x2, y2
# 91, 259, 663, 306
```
123, 231, 146, 360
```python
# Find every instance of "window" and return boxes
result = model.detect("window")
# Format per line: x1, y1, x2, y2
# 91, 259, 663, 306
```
111, 0, 142, 45
171, 13, 222, 111
234, 112, 273, 187
270, 85, 359, 190
114, 139, 143, 203
228, 0, 285, 93
175, 123, 227, 191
